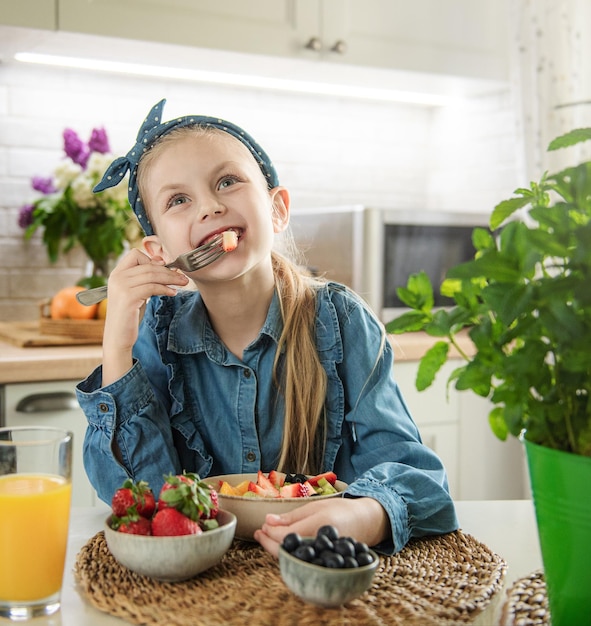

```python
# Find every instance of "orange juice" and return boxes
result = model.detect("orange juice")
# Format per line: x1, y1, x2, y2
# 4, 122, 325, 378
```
0, 474, 72, 601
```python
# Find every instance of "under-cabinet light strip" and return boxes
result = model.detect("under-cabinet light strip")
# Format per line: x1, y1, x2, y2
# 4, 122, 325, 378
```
14, 52, 455, 107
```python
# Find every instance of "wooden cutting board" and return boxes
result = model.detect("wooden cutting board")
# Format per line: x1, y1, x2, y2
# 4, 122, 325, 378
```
0, 321, 103, 347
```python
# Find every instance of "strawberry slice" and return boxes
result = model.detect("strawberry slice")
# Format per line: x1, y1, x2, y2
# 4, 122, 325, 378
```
279, 481, 315, 498
307, 471, 338, 487
256, 470, 280, 496
267, 470, 285, 488
248, 481, 280, 498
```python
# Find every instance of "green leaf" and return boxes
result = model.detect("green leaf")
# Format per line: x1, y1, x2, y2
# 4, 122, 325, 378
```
385, 310, 430, 334
548, 127, 591, 151
490, 196, 530, 230
488, 407, 508, 441
415, 341, 449, 391
395, 271, 434, 311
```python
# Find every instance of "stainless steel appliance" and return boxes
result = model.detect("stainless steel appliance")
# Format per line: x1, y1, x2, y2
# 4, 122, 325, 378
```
286, 205, 489, 321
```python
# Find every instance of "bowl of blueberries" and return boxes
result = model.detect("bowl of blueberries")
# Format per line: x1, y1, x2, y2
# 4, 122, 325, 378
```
278, 525, 379, 607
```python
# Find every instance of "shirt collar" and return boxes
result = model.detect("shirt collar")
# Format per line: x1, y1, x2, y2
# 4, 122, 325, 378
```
166, 289, 284, 358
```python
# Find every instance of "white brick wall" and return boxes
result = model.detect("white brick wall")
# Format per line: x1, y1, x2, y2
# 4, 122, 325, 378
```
0, 62, 521, 322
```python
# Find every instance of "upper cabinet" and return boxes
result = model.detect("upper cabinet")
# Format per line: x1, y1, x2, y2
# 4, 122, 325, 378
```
1, 0, 509, 81
0, 0, 57, 29
56, 0, 509, 80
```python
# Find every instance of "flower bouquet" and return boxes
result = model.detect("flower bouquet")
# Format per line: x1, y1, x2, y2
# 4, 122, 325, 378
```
19, 127, 142, 288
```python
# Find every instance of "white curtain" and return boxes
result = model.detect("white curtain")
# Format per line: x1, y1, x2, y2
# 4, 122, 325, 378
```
511, 0, 591, 181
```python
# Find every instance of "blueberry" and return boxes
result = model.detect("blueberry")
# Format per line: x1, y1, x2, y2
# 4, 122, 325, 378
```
282, 532, 302, 553
322, 552, 345, 568
356, 551, 375, 567
317, 525, 339, 542
354, 540, 370, 555
313, 534, 334, 553
292, 545, 316, 562
333, 538, 356, 558
343, 556, 359, 568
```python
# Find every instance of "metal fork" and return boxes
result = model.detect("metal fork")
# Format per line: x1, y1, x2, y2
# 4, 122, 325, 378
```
76, 234, 226, 306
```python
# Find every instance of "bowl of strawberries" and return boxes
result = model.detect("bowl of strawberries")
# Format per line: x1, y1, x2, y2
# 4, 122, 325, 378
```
206, 471, 347, 541
104, 472, 236, 582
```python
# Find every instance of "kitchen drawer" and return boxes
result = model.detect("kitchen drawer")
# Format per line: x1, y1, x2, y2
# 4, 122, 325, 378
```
2, 381, 97, 507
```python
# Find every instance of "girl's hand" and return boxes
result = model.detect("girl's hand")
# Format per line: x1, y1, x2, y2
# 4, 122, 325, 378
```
254, 497, 390, 558
101, 248, 189, 386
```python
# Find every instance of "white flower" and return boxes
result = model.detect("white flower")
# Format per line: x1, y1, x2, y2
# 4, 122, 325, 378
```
54, 160, 82, 190
70, 175, 96, 208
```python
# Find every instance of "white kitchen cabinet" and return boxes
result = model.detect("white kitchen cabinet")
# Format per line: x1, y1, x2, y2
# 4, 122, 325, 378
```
394, 358, 527, 501
55, 0, 508, 79
0, 0, 56, 29
2, 381, 97, 507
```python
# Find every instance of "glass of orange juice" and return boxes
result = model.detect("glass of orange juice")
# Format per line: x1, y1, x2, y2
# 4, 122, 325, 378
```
0, 426, 73, 620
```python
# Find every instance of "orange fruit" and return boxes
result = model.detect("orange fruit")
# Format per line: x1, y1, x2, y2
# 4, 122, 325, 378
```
50, 286, 98, 320
96, 298, 108, 320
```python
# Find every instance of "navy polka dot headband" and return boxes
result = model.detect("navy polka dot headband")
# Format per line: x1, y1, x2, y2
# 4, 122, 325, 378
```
93, 99, 279, 235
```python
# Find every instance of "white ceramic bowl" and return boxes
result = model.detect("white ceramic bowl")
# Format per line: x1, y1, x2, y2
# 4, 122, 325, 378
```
103, 509, 236, 582
278, 543, 379, 607
206, 473, 347, 540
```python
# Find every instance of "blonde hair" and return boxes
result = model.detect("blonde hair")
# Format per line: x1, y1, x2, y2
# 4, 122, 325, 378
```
137, 124, 329, 474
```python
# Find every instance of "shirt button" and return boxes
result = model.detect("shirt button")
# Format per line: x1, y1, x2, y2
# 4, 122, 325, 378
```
243, 369, 251, 378
98, 403, 109, 413
246, 451, 256, 462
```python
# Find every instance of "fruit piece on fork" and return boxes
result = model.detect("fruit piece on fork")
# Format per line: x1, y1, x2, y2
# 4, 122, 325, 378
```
222, 230, 239, 252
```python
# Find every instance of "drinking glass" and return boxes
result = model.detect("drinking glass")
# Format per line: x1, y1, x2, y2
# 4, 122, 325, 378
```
0, 426, 73, 620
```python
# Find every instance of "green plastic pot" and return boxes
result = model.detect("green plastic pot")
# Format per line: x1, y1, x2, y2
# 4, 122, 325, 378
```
524, 438, 591, 625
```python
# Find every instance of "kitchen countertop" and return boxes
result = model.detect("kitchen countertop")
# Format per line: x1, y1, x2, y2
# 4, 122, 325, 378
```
33, 499, 543, 626
0, 331, 474, 384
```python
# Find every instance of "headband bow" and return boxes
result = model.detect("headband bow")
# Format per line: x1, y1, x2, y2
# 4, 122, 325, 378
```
93, 99, 279, 235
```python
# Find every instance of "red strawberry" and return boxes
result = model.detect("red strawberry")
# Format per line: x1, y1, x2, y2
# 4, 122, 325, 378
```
256, 470, 280, 496
111, 512, 152, 535
267, 470, 285, 488
152, 507, 203, 537
111, 479, 155, 519
158, 472, 219, 521
279, 481, 315, 498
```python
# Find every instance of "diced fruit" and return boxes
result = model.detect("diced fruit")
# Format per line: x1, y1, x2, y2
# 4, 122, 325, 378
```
256, 470, 280, 496
234, 480, 251, 495
248, 482, 279, 498
222, 230, 238, 252
279, 481, 315, 498
267, 470, 285, 488
152, 507, 202, 536
307, 471, 337, 487
219, 481, 241, 496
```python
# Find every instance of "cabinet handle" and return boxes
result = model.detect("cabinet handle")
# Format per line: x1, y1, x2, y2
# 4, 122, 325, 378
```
330, 40, 347, 55
16, 392, 79, 413
305, 36, 322, 52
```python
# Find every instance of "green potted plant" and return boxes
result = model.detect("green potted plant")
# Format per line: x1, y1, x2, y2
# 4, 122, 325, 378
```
386, 128, 591, 626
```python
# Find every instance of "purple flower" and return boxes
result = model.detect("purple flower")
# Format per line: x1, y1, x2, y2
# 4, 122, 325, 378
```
88, 127, 111, 154
31, 176, 56, 194
18, 204, 34, 229
63, 128, 89, 169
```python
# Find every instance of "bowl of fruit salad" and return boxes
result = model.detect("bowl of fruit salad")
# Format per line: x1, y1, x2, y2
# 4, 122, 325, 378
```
278, 525, 379, 607
205, 471, 347, 540
103, 473, 236, 582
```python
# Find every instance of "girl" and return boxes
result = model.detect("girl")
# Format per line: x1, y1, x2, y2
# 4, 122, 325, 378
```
76, 100, 458, 557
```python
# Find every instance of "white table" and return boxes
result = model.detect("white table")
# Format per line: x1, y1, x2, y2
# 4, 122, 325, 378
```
19, 500, 543, 626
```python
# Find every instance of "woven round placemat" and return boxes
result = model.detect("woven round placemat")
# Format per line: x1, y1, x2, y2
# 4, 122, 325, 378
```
500, 570, 549, 626
74, 530, 506, 626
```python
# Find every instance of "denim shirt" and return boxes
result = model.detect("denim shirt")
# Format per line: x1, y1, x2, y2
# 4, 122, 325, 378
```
76, 282, 458, 553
